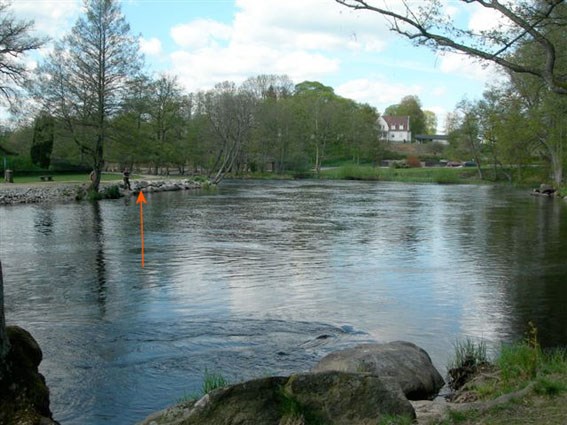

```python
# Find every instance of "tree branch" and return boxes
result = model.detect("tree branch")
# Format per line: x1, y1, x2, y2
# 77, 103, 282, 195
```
335, 0, 567, 94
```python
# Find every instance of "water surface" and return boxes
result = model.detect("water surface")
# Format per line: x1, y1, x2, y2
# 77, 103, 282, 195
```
1, 180, 566, 424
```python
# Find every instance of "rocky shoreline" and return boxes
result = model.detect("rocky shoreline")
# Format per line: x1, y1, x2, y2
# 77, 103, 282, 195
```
0, 179, 204, 206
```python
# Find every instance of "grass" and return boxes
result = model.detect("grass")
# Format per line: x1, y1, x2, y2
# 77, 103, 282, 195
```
448, 338, 489, 372
432, 326, 567, 425
7, 172, 125, 184
177, 369, 229, 404
319, 164, 481, 184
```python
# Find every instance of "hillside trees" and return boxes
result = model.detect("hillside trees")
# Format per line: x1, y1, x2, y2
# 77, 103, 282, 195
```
33, 0, 142, 192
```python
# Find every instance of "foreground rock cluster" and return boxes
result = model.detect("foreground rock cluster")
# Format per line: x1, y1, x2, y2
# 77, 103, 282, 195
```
0, 326, 58, 424
139, 341, 445, 425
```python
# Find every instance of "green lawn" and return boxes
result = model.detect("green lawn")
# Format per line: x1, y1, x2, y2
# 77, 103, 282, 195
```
320, 164, 482, 184
7, 173, 125, 184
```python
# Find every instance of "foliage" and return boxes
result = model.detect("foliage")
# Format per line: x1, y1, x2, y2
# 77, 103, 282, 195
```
498, 323, 541, 383
406, 155, 421, 168
33, 0, 142, 192
448, 338, 489, 372
335, 1, 567, 95
176, 369, 228, 404
447, 337, 489, 390
30, 114, 54, 169
0, 2, 45, 108
201, 369, 228, 395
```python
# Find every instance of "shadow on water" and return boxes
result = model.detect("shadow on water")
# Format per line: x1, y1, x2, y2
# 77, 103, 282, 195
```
92, 201, 107, 309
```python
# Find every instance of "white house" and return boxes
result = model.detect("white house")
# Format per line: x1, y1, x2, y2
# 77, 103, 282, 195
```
378, 115, 412, 143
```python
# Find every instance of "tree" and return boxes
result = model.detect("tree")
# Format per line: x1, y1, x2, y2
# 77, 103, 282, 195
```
30, 114, 54, 169
0, 1, 45, 108
34, 0, 142, 192
203, 81, 256, 184
146, 74, 186, 175
447, 99, 484, 179
335, 0, 567, 95
424, 110, 438, 135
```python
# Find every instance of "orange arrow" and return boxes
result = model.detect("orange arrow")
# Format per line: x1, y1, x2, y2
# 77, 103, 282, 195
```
136, 191, 147, 268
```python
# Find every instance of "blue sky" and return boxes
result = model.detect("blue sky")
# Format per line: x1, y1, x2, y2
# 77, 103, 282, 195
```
12, 0, 503, 131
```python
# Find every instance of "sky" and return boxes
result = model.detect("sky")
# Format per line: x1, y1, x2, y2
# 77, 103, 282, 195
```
10, 0, 503, 132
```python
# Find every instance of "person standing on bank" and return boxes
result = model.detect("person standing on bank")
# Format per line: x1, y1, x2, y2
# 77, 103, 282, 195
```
123, 168, 131, 190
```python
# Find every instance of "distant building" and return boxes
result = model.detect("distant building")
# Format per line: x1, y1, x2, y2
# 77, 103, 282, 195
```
414, 134, 449, 145
378, 115, 412, 143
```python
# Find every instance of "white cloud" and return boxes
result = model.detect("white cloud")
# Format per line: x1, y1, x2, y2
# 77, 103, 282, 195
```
165, 0, 396, 94
468, 6, 511, 34
171, 19, 232, 50
139, 37, 162, 56
335, 78, 423, 111
11, 0, 81, 38
438, 51, 495, 81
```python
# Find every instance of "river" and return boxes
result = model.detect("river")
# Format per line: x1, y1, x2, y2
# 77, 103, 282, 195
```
1, 179, 566, 424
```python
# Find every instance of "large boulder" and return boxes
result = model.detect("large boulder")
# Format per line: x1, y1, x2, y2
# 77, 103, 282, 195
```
138, 371, 415, 425
0, 326, 57, 424
312, 341, 445, 400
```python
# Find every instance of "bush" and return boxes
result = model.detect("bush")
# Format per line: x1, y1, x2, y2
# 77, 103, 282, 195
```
406, 155, 422, 168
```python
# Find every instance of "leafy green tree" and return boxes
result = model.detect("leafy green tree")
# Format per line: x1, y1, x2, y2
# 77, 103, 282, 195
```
110, 75, 154, 168
424, 110, 438, 135
30, 114, 55, 169
33, 0, 142, 192
447, 99, 484, 179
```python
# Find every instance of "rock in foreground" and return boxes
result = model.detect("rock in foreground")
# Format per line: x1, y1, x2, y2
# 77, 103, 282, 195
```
312, 341, 445, 400
0, 326, 58, 424
139, 371, 415, 425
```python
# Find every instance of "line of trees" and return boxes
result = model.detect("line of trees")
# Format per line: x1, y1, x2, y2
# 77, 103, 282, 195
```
12, 0, 383, 190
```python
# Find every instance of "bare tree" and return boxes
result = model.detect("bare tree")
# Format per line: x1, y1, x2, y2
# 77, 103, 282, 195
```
204, 82, 256, 184
335, 0, 567, 95
34, 0, 142, 192
0, 1, 45, 108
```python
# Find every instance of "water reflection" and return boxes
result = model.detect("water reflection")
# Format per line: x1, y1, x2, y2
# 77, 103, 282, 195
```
91, 202, 107, 309
1, 180, 566, 424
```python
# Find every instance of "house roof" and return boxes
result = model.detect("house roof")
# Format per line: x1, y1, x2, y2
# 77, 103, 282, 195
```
382, 115, 410, 131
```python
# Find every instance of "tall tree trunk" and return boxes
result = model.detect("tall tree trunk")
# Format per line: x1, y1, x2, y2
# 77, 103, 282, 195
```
0, 261, 10, 380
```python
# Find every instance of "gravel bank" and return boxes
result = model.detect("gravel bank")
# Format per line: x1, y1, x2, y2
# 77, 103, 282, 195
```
0, 183, 85, 206
0, 179, 204, 206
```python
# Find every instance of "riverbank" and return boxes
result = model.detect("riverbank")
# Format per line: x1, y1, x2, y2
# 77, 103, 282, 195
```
0, 178, 204, 206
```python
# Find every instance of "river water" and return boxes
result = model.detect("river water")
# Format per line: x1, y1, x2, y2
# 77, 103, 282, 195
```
1, 179, 566, 424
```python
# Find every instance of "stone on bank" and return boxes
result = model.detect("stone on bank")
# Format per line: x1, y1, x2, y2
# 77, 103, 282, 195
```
138, 341, 444, 425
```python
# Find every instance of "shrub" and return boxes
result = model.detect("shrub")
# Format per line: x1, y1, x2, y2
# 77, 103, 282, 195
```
406, 155, 421, 168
